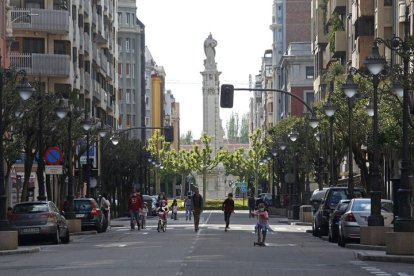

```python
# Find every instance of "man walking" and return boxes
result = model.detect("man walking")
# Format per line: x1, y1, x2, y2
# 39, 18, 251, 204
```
222, 193, 234, 231
128, 191, 143, 230
191, 188, 203, 232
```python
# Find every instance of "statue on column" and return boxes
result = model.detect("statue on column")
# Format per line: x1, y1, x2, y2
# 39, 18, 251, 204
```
204, 33, 217, 70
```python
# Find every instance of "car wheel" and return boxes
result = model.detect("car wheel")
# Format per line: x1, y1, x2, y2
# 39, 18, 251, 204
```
312, 221, 317, 237
61, 228, 70, 244
96, 220, 103, 233
51, 228, 60, 244
338, 231, 346, 247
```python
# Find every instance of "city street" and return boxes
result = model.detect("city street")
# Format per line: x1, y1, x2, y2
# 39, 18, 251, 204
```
0, 211, 413, 276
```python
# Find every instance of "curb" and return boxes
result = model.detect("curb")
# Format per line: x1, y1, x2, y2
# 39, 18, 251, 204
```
71, 230, 97, 236
346, 244, 386, 251
356, 251, 414, 264
0, 247, 40, 256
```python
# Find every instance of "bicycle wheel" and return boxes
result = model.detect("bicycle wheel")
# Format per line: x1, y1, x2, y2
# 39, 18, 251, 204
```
157, 220, 161, 232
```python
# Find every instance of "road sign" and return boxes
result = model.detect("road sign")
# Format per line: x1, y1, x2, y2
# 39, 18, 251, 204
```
45, 165, 63, 175
240, 186, 247, 193
44, 147, 63, 165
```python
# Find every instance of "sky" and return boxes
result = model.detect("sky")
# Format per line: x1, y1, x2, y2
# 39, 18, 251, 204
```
137, 0, 273, 139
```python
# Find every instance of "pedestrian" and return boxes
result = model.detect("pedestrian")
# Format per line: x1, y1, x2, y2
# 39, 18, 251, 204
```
222, 193, 235, 231
128, 190, 143, 230
140, 202, 148, 229
191, 188, 203, 232
171, 199, 178, 220
7, 207, 13, 221
157, 192, 167, 207
184, 193, 193, 221
100, 193, 110, 231
254, 203, 270, 246
248, 193, 255, 218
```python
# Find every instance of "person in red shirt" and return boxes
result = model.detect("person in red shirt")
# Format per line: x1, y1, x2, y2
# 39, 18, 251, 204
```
128, 191, 143, 230
222, 193, 235, 232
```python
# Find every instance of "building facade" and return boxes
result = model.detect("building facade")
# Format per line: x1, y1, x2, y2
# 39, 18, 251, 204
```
117, 0, 145, 140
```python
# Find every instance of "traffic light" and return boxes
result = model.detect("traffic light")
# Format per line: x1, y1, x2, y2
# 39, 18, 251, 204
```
220, 84, 234, 108
164, 126, 174, 142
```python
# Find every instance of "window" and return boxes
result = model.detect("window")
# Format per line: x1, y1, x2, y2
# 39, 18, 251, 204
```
306, 66, 314, 79
118, 12, 122, 24
145, 117, 150, 126
126, 89, 131, 103
118, 63, 122, 75
384, 0, 392, 6
127, 114, 131, 127
125, 38, 130, 52
130, 64, 134, 77
23, 38, 45, 53
54, 40, 69, 55
125, 63, 130, 76
118, 89, 123, 100
126, 13, 130, 25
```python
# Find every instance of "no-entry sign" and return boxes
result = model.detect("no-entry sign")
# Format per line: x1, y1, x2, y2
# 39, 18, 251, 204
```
44, 147, 63, 165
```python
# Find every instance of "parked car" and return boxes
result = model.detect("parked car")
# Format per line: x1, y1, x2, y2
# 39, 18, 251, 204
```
328, 199, 350, 243
73, 198, 105, 233
255, 193, 273, 207
312, 186, 366, 237
142, 195, 157, 216
338, 198, 394, 247
310, 188, 329, 215
9, 201, 70, 244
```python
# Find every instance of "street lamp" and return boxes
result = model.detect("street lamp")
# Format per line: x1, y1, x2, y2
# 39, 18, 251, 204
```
55, 98, 75, 219
342, 73, 358, 199
364, 41, 385, 227
323, 94, 337, 187
0, 58, 34, 228
82, 113, 94, 197
370, 7, 414, 232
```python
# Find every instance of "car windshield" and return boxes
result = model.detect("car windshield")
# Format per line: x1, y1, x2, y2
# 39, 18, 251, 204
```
13, 203, 48, 214
352, 200, 393, 212
327, 190, 347, 208
74, 200, 92, 212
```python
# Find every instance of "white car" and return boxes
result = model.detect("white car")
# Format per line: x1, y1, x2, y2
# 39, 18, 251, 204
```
338, 198, 393, 247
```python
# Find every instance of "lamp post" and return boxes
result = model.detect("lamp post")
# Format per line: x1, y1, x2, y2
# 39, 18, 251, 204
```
368, 7, 413, 232
364, 42, 385, 227
82, 113, 94, 198
0, 57, 34, 228
342, 73, 358, 199
323, 94, 336, 187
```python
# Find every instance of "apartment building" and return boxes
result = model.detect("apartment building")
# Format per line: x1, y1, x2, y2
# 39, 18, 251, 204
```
279, 42, 314, 117
117, 0, 145, 141
270, 0, 312, 123
8, 0, 118, 127
164, 90, 180, 150
144, 46, 156, 140
151, 66, 166, 137
1, 0, 10, 67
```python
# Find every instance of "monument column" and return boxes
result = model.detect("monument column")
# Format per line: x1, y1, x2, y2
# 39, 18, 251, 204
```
200, 34, 225, 198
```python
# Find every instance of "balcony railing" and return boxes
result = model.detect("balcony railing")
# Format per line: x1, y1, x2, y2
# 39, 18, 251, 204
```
10, 53, 70, 77
84, 71, 91, 92
11, 8, 69, 34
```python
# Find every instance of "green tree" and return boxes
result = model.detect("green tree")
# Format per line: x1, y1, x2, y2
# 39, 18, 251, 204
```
239, 113, 249, 143
180, 130, 193, 145
226, 112, 239, 143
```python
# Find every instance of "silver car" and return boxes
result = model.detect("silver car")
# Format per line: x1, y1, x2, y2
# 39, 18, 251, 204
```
9, 201, 70, 244
338, 198, 393, 247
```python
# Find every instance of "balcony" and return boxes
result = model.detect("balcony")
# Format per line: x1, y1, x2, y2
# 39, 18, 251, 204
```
84, 32, 91, 54
80, 69, 84, 88
93, 83, 101, 101
84, 71, 91, 92
330, 0, 346, 14
11, 8, 69, 34
332, 30, 346, 57
314, 8, 328, 45
99, 51, 107, 73
352, 35, 374, 69
352, 0, 374, 24
84, 0, 90, 15
10, 53, 70, 77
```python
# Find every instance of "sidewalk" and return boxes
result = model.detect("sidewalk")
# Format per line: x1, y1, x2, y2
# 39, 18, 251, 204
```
0, 246, 40, 256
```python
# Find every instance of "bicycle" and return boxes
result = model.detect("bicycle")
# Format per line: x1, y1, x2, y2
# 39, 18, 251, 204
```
157, 210, 167, 232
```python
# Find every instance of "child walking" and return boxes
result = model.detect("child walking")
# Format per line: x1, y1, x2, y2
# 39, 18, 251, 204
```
254, 203, 270, 246
140, 202, 148, 229
171, 199, 178, 220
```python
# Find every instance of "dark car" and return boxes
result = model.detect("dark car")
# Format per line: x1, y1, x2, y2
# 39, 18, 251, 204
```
328, 199, 350, 243
310, 188, 329, 215
9, 201, 70, 244
74, 198, 105, 233
312, 186, 365, 237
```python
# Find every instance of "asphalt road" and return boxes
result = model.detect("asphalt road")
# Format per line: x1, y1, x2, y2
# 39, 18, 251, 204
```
0, 211, 413, 276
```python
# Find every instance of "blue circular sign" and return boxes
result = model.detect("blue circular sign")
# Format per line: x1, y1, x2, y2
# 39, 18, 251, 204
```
44, 147, 63, 165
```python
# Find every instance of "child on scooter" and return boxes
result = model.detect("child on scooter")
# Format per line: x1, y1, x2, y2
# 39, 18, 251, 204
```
254, 203, 270, 246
